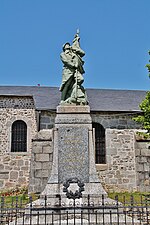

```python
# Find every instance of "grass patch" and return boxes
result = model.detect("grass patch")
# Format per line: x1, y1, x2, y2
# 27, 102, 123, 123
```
108, 192, 150, 205
0, 192, 38, 208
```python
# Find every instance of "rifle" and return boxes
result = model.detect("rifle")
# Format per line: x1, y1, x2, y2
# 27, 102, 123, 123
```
75, 69, 78, 100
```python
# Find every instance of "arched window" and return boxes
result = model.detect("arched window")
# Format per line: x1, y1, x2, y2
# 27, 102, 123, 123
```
11, 120, 27, 152
92, 122, 106, 164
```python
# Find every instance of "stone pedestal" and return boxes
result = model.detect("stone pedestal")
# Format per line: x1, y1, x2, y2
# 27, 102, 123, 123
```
42, 105, 106, 198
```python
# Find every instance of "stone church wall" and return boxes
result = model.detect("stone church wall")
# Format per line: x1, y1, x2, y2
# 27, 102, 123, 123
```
0, 97, 148, 193
29, 129, 53, 193
91, 112, 141, 129
135, 141, 150, 192
0, 96, 37, 190
39, 111, 141, 130
0, 153, 31, 190
40, 111, 55, 129
97, 129, 137, 192
97, 129, 150, 192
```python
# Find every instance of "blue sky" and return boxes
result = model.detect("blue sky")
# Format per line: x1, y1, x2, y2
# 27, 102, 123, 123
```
0, 0, 150, 90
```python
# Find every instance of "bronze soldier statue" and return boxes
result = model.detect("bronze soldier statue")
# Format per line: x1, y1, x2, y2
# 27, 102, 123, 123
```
60, 31, 88, 105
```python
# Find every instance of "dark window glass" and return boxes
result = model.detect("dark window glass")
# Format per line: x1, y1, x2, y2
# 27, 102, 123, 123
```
92, 122, 106, 164
11, 120, 27, 152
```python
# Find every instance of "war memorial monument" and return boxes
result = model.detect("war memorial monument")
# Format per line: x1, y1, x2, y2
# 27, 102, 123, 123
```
42, 31, 106, 199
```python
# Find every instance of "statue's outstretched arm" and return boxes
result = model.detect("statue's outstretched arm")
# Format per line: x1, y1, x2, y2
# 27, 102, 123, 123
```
73, 48, 85, 57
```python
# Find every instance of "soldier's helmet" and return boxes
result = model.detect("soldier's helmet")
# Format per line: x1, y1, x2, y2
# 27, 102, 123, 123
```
63, 42, 71, 51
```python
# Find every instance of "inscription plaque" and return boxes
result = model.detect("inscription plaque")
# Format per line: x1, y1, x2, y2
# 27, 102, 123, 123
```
58, 126, 89, 183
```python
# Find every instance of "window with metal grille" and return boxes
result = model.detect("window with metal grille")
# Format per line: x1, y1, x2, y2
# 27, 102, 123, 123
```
92, 122, 106, 164
11, 120, 27, 152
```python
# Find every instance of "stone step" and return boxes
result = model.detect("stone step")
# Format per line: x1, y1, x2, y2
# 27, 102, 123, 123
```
7, 215, 145, 225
